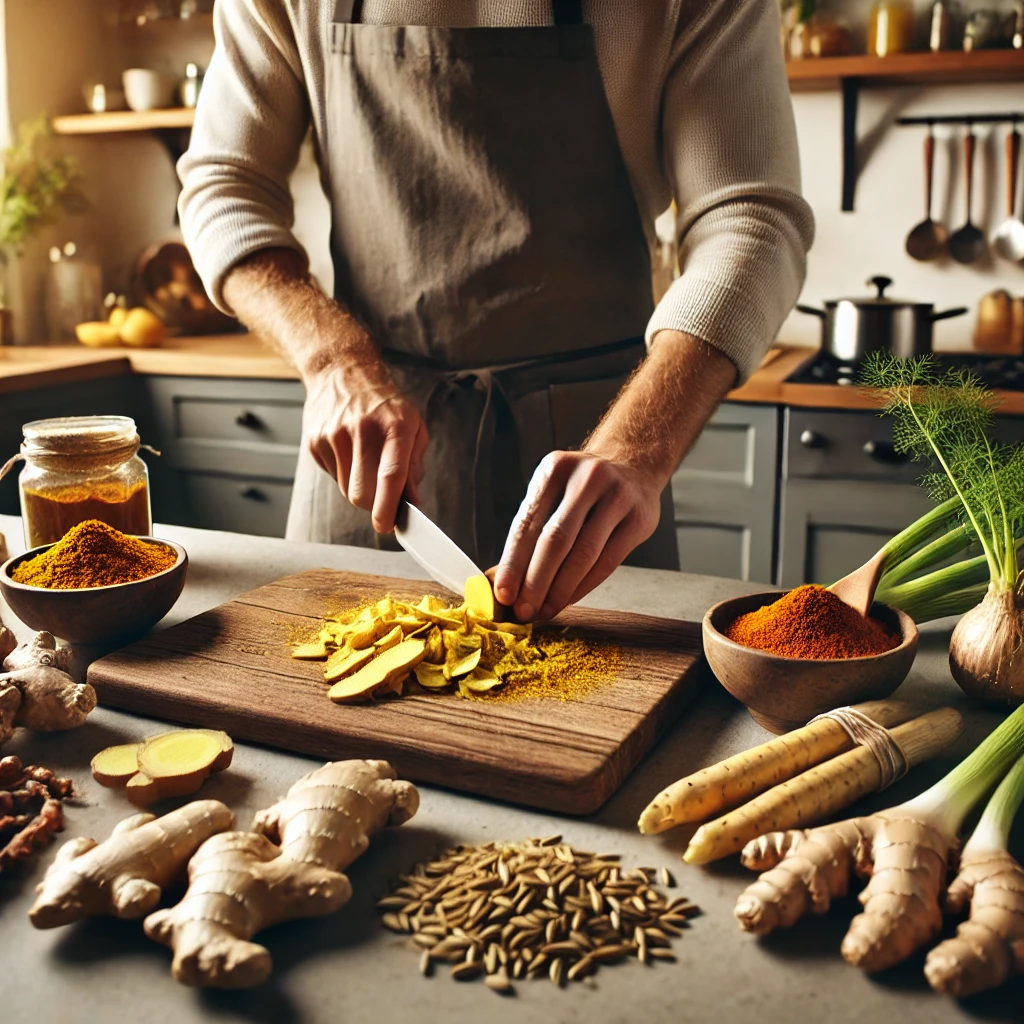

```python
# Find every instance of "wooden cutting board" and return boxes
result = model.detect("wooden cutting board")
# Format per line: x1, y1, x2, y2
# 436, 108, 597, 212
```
87, 569, 706, 814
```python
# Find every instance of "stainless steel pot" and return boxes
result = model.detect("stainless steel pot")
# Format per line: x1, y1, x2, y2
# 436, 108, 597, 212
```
797, 276, 968, 361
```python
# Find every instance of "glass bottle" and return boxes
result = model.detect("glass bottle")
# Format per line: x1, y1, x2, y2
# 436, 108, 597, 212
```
867, 1, 916, 56
5, 416, 153, 548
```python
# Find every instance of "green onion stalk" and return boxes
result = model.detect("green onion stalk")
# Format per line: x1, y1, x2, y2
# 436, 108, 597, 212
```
861, 353, 1024, 703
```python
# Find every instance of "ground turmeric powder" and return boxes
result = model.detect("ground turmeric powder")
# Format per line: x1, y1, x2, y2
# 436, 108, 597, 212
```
726, 585, 898, 660
11, 520, 177, 590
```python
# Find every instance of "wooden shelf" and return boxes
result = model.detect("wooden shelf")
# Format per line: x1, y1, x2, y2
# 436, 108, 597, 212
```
52, 108, 195, 136
786, 50, 1024, 211
787, 48, 1024, 91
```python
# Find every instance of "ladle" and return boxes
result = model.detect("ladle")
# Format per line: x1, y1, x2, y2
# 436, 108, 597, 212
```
993, 124, 1024, 263
949, 127, 988, 265
906, 126, 947, 261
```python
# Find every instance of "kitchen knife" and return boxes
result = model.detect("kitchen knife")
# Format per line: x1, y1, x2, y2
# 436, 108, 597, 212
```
394, 501, 483, 596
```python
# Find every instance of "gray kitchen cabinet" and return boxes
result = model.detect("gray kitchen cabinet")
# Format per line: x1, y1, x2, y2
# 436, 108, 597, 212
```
777, 478, 934, 587
144, 376, 306, 537
671, 402, 779, 584
777, 407, 1024, 587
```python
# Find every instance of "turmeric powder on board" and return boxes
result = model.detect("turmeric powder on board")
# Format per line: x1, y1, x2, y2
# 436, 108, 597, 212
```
12, 519, 176, 590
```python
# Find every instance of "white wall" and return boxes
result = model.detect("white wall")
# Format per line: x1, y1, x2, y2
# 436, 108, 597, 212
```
782, 82, 1024, 352
4, 3, 1023, 348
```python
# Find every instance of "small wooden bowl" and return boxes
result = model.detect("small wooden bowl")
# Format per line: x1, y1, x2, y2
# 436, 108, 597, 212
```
0, 539, 188, 646
702, 591, 919, 734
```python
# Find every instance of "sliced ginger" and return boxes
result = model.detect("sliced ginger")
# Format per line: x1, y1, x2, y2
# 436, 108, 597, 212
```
91, 729, 233, 807
91, 743, 143, 787
294, 591, 538, 704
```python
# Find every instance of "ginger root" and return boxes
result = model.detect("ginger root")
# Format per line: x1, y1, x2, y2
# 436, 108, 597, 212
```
0, 625, 14, 664
924, 849, 1024, 997
91, 729, 234, 805
0, 645, 96, 748
144, 759, 419, 988
29, 800, 235, 928
0, 632, 91, 747
736, 810, 951, 972
3, 631, 73, 674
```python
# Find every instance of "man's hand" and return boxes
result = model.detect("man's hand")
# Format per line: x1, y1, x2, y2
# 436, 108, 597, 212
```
222, 247, 426, 534
493, 451, 662, 621
304, 360, 428, 534
494, 331, 738, 622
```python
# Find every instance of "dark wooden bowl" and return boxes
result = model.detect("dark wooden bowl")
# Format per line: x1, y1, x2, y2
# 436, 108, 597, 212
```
0, 539, 188, 646
702, 590, 919, 734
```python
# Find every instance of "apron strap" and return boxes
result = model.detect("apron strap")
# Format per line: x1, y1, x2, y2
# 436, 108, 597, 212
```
335, 0, 584, 25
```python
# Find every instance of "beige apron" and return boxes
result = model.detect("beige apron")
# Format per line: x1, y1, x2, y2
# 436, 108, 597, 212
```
287, 0, 679, 572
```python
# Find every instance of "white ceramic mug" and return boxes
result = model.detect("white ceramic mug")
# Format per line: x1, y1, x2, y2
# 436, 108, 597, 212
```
122, 69, 176, 112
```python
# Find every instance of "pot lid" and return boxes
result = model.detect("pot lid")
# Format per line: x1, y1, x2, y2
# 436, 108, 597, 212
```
827, 276, 931, 308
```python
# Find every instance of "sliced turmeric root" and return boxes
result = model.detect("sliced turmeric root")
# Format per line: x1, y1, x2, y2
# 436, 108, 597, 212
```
464, 574, 495, 621
90, 742, 143, 787
324, 646, 376, 683
89, 729, 234, 807
329, 638, 426, 703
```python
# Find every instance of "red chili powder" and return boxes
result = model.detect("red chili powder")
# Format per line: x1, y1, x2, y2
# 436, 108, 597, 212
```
725, 585, 900, 660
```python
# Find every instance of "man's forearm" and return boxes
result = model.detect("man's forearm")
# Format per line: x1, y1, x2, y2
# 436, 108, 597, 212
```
222, 247, 389, 387
584, 330, 738, 485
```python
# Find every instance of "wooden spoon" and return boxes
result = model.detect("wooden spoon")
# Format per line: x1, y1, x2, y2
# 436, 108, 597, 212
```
828, 548, 889, 618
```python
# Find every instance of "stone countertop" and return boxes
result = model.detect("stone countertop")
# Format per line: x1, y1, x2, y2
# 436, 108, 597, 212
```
0, 514, 1017, 1024
9, 338, 1024, 415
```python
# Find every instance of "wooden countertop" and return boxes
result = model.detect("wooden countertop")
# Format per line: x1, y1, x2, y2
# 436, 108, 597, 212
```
4, 337, 1024, 415
0, 335, 299, 396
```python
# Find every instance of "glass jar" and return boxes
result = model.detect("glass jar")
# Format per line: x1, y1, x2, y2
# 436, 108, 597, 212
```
3, 416, 152, 548
868, 1, 916, 56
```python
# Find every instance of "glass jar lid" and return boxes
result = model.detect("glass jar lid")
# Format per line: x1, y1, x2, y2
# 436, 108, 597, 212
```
21, 416, 140, 459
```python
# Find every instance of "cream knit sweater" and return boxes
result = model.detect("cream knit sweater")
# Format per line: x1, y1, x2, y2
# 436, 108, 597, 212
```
178, 0, 814, 382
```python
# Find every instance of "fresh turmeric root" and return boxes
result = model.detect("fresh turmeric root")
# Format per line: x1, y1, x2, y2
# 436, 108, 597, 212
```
144, 759, 419, 988
0, 757, 74, 873
736, 810, 952, 972
29, 800, 235, 928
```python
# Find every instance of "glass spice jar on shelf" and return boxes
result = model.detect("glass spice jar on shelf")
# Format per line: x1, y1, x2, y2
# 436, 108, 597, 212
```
0, 416, 154, 548
867, 0, 916, 56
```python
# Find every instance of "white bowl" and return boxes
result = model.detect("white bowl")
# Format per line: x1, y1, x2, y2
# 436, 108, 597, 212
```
122, 69, 177, 112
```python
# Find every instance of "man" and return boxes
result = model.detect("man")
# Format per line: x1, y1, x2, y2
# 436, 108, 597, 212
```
179, 0, 813, 621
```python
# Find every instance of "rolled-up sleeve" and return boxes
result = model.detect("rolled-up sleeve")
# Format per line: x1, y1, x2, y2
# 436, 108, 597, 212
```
647, 0, 815, 383
177, 0, 311, 312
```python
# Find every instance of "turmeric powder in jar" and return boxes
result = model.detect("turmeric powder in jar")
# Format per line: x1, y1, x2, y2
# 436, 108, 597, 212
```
2, 416, 153, 548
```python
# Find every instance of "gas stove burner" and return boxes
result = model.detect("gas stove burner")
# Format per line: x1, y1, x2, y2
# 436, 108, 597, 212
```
787, 351, 1024, 391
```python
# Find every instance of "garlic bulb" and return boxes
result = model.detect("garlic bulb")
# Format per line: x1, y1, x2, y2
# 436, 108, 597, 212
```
949, 586, 1024, 704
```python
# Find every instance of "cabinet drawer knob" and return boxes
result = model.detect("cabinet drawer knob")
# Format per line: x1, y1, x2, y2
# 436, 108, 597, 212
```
235, 410, 264, 430
863, 440, 906, 464
239, 485, 269, 502
799, 429, 827, 449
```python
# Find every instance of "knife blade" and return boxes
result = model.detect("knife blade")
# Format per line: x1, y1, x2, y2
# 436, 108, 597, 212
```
394, 501, 483, 596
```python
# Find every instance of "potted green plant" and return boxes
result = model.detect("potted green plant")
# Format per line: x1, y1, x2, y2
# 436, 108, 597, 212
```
0, 114, 88, 344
